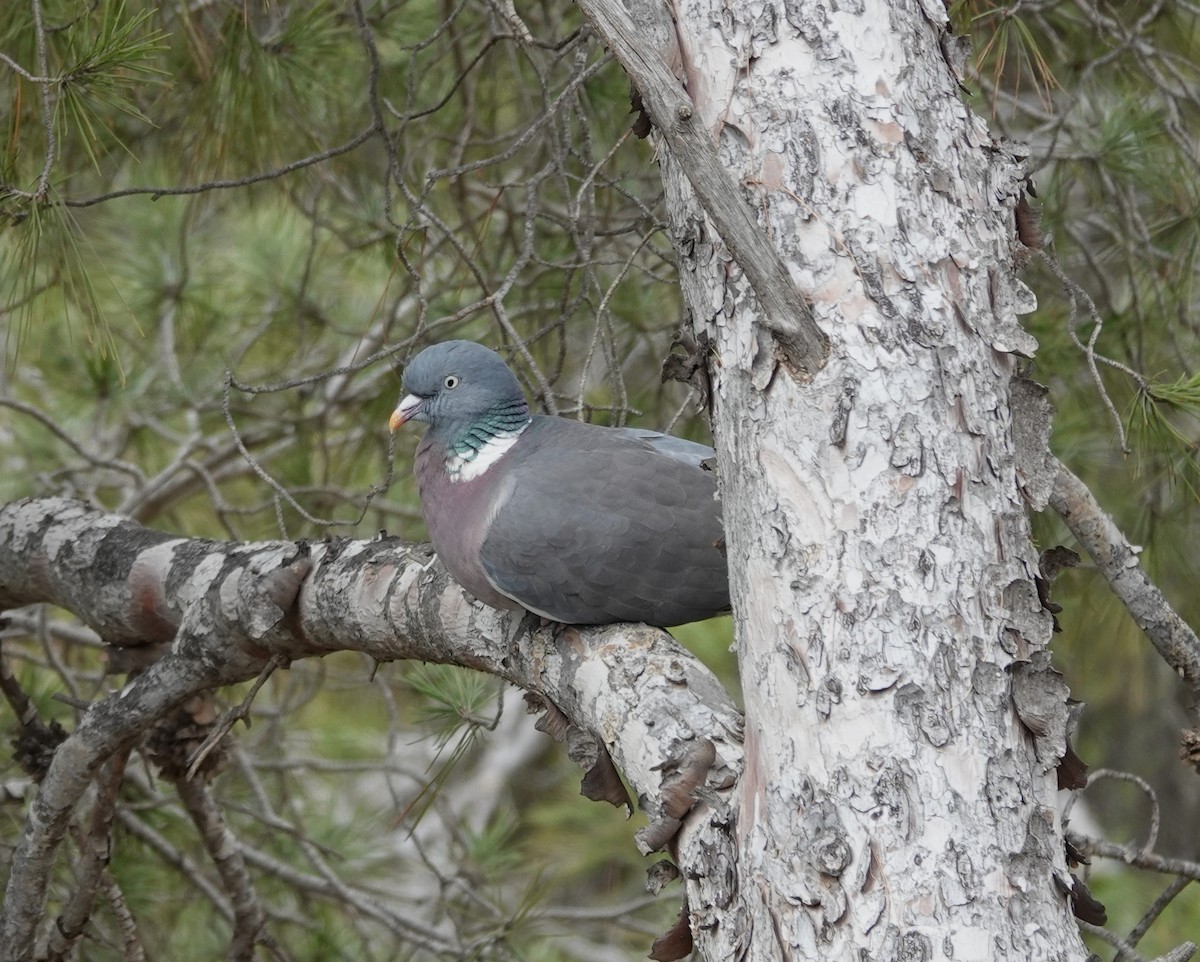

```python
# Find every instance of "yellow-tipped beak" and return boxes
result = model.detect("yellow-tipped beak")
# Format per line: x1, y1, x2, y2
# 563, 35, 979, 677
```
389, 394, 425, 432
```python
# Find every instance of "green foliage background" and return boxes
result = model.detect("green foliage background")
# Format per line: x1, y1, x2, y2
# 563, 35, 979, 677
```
0, 0, 1198, 958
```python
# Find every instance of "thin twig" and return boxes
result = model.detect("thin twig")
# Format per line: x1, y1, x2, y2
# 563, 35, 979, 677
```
186, 654, 286, 781
237, 845, 460, 952
1079, 921, 1152, 962
1038, 250, 1145, 452
1077, 836, 1200, 881
219, 373, 397, 529
0, 50, 54, 83
63, 128, 379, 208
31, 0, 57, 199
1085, 768, 1160, 851
1116, 876, 1194, 962
97, 869, 146, 962
0, 399, 145, 483
115, 808, 235, 921
0, 644, 38, 725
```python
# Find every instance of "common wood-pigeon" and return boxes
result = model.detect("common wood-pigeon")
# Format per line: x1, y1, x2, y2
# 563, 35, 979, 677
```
389, 340, 729, 626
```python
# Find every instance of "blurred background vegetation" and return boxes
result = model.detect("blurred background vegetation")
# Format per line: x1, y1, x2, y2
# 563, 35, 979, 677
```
0, 0, 1198, 958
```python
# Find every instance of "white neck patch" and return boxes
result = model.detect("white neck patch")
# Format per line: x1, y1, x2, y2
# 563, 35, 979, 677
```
446, 424, 527, 483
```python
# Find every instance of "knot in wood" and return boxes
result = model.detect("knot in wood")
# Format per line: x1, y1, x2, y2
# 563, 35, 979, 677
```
814, 830, 852, 876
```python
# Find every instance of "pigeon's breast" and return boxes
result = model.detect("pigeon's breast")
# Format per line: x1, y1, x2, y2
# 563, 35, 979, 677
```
413, 435, 520, 610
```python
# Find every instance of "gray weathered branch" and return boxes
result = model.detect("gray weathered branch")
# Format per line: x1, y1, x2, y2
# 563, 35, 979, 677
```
0, 497, 742, 961
174, 776, 267, 962
1048, 459, 1200, 696
571, 0, 828, 375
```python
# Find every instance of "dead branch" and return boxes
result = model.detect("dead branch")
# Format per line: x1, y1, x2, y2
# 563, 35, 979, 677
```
1049, 458, 1200, 698
174, 776, 267, 961
570, 0, 828, 375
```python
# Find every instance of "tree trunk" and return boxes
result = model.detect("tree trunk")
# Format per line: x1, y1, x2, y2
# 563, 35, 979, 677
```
589, 0, 1092, 957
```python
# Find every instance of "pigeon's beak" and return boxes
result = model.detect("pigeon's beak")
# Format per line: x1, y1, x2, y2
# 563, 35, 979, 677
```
389, 394, 425, 432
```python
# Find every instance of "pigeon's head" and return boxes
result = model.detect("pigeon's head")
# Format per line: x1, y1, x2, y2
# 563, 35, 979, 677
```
390, 341, 528, 435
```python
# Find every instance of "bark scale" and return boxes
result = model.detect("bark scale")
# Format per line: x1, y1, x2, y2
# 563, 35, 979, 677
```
632, 0, 1089, 957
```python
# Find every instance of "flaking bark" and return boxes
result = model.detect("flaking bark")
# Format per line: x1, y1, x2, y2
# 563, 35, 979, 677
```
623, 0, 1092, 956
0, 496, 742, 961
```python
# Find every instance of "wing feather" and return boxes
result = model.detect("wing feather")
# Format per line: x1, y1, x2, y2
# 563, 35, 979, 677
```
478, 417, 728, 626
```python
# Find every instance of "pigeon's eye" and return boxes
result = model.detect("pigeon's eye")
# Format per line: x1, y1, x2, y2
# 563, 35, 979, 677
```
443, 374, 460, 390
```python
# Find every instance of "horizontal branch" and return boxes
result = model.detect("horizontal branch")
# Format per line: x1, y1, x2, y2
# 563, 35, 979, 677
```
0, 497, 742, 960
1075, 833, 1200, 882
58, 127, 379, 208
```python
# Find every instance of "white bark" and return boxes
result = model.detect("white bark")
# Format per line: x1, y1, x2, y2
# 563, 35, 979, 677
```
583, 0, 1090, 957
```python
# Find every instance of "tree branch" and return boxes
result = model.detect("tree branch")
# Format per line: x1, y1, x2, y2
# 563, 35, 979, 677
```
59, 128, 378, 208
0, 497, 742, 960
1048, 458, 1200, 697
1, 635, 225, 960
97, 868, 145, 962
1074, 834, 1200, 882
46, 749, 131, 961
570, 0, 828, 375
173, 776, 267, 962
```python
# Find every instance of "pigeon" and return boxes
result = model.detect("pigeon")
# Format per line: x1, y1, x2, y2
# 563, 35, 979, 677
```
389, 340, 729, 626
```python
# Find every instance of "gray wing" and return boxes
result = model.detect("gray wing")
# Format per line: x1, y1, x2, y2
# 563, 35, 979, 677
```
477, 418, 728, 627
609, 427, 715, 465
